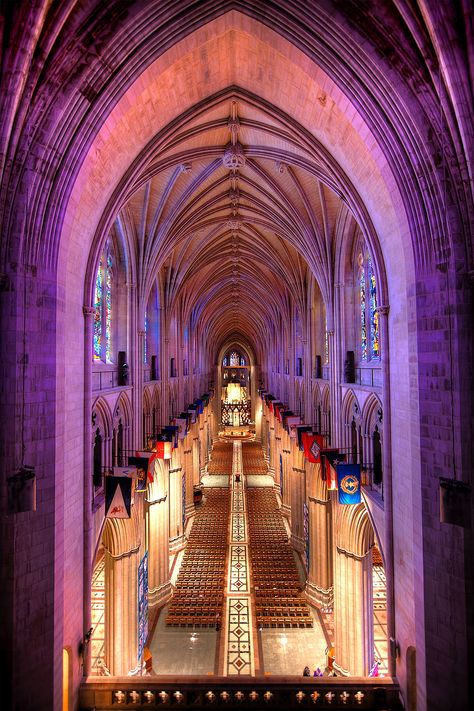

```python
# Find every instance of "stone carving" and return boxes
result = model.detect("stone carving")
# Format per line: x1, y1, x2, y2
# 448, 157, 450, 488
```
223, 142, 246, 170
114, 690, 126, 704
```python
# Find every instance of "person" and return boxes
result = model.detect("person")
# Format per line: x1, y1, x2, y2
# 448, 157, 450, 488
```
235, 473, 241, 483
303, 666, 311, 676
215, 612, 221, 631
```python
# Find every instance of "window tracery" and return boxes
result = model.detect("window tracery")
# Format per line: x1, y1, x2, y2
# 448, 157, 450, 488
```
93, 241, 114, 363
356, 244, 379, 362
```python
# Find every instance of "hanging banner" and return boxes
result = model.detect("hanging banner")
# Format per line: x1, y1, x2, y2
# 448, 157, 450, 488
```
155, 433, 173, 460
322, 449, 345, 490
296, 425, 312, 451
302, 432, 324, 463
286, 415, 302, 438
336, 463, 362, 504
174, 417, 188, 439
105, 476, 132, 518
187, 405, 197, 424
279, 453, 284, 495
112, 465, 139, 478
164, 425, 179, 448
137, 552, 148, 660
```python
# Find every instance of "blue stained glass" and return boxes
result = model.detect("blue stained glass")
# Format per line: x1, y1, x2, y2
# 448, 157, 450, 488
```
144, 309, 148, 364
105, 253, 113, 362
359, 254, 367, 361
93, 257, 103, 360
368, 257, 379, 358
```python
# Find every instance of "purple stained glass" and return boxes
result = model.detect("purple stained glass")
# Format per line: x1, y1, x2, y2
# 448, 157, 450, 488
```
359, 254, 367, 361
144, 309, 148, 364
93, 257, 103, 360
368, 257, 379, 358
230, 351, 239, 366
105, 252, 112, 362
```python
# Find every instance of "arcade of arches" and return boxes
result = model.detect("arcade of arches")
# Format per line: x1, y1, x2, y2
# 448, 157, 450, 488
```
0, 3, 473, 711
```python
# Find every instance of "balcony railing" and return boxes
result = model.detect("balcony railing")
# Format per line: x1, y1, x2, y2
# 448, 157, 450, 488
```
80, 676, 402, 710
353, 367, 382, 388
92, 368, 120, 391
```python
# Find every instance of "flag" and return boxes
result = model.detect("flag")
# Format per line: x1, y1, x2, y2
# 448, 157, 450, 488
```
194, 398, 204, 414
134, 451, 158, 482
164, 425, 179, 448
336, 463, 361, 504
128, 456, 150, 480
302, 433, 324, 463
322, 449, 344, 490
155, 433, 173, 459
105, 476, 132, 518
274, 403, 285, 421
174, 417, 188, 439
286, 415, 302, 437
296, 425, 312, 451
112, 465, 139, 478
187, 405, 197, 424
282, 411, 294, 432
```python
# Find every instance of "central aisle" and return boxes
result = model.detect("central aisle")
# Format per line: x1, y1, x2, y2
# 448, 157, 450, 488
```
149, 437, 328, 676
223, 440, 255, 675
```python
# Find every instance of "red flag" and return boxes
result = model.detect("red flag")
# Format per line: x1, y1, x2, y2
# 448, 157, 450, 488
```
135, 450, 157, 483
155, 440, 172, 460
302, 433, 324, 463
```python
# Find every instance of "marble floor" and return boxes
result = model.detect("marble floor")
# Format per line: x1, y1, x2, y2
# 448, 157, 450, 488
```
149, 605, 218, 675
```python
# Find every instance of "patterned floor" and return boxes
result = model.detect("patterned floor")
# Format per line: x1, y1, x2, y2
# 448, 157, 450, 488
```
224, 441, 255, 676
90, 553, 105, 672
373, 565, 388, 674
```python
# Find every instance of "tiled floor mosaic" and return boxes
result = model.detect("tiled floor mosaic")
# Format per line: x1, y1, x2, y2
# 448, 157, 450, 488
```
90, 554, 105, 672
226, 598, 253, 675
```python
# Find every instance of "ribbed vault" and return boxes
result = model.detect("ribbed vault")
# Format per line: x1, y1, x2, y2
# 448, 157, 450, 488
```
112, 90, 359, 362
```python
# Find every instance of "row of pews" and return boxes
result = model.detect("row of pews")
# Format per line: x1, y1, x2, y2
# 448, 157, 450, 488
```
244, 444, 313, 629
166, 487, 230, 627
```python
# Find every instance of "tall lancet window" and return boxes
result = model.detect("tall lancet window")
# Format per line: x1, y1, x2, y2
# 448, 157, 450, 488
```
144, 309, 148, 364
93, 241, 114, 362
368, 256, 379, 358
230, 351, 239, 366
356, 244, 379, 362
358, 251, 367, 361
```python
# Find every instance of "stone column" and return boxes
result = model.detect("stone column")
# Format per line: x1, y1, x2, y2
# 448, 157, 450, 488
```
333, 504, 374, 676
104, 537, 141, 675
305, 464, 333, 607
290, 466, 305, 553
82, 305, 95, 676
169, 461, 185, 553
184, 444, 195, 522
377, 304, 396, 675
280, 443, 292, 519
147, 471, 172, 607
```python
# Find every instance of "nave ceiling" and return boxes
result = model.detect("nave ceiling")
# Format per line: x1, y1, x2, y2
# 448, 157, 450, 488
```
112, 91, 358, 363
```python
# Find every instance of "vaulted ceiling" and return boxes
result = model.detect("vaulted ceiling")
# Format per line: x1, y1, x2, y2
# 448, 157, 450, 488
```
115, 90, 357, 362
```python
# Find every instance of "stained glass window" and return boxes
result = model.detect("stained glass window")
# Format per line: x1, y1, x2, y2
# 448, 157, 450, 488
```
223, 356, 228, 367
368, 256, 379, 358
144, 309, 148, 364
324, 315, 329, 364
93, 257, 103, 361
230, 351, 239, 366
105, 252, 113, 363
240, 356, 245, 366
93, 242, 114, 362
358, 252, 367, 361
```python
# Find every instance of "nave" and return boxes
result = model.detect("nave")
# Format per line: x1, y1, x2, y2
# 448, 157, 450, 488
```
139, 438, 387, 678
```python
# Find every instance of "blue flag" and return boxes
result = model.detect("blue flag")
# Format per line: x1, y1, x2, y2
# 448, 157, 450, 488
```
336, 463, 361, 504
